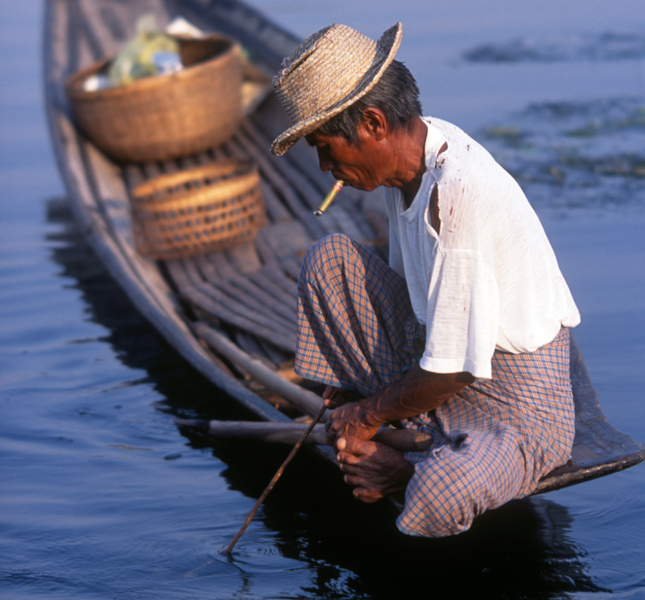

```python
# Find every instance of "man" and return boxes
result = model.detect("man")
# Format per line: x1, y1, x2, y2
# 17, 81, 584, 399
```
270, 23, 580, 537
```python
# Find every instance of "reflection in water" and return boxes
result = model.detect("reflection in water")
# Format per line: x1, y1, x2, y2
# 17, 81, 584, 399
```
258, 483, 609, 599
45, 198, 255, 422
46, 198, 608, 599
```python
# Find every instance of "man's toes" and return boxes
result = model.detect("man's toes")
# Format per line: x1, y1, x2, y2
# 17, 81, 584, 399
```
353, 487, 382, 503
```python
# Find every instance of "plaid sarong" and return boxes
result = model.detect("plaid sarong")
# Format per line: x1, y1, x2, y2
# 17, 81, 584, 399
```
296, 233, 575, 537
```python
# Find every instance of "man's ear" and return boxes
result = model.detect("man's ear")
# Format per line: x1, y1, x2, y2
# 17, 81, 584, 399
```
360, 107, 389, 142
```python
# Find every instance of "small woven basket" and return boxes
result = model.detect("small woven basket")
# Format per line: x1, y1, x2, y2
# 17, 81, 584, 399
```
131, 160, 266, 260
65, 35, 243, 163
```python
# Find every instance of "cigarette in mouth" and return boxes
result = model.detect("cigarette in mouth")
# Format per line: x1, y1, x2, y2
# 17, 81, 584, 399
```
313, 180, 344, 216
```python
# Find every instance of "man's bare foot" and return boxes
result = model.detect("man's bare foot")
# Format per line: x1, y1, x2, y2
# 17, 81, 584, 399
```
336, 436, 414, 502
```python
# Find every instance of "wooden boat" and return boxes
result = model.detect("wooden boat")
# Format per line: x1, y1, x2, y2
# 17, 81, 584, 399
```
44, 0, 644, 502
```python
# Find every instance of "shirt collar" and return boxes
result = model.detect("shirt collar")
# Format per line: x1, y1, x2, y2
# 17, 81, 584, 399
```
422, 117, 448, 169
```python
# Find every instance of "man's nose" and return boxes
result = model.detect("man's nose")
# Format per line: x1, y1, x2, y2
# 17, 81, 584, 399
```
317, 151, 334, 172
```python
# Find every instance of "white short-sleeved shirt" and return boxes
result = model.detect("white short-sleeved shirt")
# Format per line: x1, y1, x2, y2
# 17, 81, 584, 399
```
385, 118, 580, 379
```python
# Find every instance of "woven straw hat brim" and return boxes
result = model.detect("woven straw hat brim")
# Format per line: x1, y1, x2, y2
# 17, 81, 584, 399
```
270, 23, 403, 156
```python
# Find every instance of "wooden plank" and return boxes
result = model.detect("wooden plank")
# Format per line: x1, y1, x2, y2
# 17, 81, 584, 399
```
226, 126, 328, 239
238, 123, 325, 211
192, 257, 298, 336
44, 0, 294, 423
197, 253, 297, 324
253, 219, 312, 265
49, 121, 284, 421
233, 331, 285, 370
167, 259, 297, 352
193, 321, 323, 418
174, 419, 435, 452
172, 0, 299, 75
225, 134, 292, 223
249, 113, 331, 193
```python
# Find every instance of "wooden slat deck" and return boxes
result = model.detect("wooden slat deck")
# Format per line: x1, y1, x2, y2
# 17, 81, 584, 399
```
44, 0, 644, 497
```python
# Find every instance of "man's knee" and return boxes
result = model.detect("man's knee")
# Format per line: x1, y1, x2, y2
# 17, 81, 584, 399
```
301, 233, 355, 280
397, 481, 479, 537
397, 434, 526, 537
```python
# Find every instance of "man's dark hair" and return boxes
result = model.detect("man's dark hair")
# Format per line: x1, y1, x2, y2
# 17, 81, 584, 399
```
315, 60, 422, 145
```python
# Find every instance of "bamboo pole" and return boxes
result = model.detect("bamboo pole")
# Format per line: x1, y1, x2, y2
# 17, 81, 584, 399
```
223, 404, 327, 554
175, 418, 433, 452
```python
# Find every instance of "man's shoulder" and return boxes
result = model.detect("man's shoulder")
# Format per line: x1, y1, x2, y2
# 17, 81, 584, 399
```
424, 116, 471, 142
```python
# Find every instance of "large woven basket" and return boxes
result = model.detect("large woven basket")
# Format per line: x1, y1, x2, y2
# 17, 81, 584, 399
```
130, 160, 266, 260
65, 35, 243, 163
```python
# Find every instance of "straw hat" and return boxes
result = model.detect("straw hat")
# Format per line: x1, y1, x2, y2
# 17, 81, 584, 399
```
270, 22, 403, 156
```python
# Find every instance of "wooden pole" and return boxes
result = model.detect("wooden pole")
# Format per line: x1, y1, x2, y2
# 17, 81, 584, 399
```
223, 403, 328, 554
176, 417, 433, 452
175, 417, 328, 445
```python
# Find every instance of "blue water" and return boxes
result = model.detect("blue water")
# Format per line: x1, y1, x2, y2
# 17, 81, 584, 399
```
1, 1, 644, 598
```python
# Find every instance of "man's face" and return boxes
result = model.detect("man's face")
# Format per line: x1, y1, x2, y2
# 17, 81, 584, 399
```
305, 128, 391, 192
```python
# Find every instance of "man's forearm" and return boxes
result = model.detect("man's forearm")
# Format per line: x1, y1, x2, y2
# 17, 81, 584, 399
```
361, 365, 474, 427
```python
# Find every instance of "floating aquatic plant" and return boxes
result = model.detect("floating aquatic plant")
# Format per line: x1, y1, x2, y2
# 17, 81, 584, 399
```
463, 31, 645, 64
480, 98, 645, 209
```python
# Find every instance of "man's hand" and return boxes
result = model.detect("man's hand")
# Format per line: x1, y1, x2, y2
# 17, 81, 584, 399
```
324, 368, 472, 500
336, 436, 414, 502
325, 399, 380, 444
324, 367, 473, 447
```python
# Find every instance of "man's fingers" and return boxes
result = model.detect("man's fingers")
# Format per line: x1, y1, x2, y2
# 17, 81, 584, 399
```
337, 451, 363, 466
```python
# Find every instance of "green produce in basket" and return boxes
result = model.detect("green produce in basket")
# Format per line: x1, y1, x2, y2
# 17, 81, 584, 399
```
108, 13, 181, 86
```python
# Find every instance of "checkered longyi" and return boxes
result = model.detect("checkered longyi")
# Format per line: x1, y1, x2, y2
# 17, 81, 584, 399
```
296, 233, 575, 537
